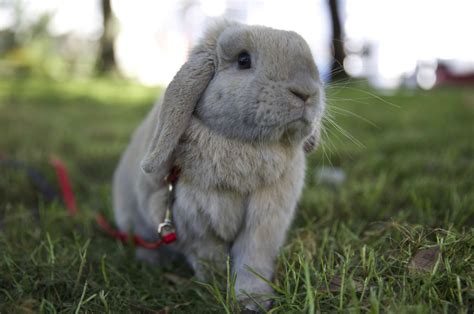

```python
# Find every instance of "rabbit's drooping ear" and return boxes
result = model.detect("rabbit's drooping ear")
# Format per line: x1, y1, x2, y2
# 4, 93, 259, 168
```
140, 55, 214, 174
141, 21, 235, 174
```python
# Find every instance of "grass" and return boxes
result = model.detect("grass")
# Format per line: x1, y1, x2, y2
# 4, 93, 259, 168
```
0, 76, 473, 313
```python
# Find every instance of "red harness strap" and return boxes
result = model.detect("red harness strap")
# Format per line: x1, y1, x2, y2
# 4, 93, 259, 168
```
50, 157, 177, 249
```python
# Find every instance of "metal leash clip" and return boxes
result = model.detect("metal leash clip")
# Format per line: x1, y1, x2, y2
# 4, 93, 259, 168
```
157, 180, 177, 244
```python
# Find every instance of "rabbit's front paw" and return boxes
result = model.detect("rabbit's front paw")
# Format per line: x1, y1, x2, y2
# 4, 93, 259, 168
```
236, 279, 274, 312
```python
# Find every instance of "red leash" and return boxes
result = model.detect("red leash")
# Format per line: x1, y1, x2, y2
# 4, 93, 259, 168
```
50, 157, 78, 216
50, 157, 177, 249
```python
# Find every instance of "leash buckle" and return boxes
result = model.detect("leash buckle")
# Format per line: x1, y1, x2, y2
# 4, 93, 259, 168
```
158, 218, 177, 244
156, 168, 180, 245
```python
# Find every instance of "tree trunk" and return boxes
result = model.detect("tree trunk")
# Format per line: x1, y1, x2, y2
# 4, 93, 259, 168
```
328, 0, 347, 81
96, 0, 116, 74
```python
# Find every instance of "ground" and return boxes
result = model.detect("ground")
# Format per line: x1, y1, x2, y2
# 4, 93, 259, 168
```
0, 77, 473, 313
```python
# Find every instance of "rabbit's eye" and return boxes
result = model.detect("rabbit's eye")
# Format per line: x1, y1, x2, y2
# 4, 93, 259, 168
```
237, 51, 251, 69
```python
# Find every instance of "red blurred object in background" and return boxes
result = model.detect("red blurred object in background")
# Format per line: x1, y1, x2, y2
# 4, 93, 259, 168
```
436, 63, 474, 86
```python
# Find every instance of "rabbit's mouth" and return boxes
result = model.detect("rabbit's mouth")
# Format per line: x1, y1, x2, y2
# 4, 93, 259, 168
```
281, 119, 313, 142
277, 106, 318, 141
285, 113, 311, 126
256, 105, 314, 131
289, 115, 312, 128
279, 108, 313, 131
288, 105, 317, 126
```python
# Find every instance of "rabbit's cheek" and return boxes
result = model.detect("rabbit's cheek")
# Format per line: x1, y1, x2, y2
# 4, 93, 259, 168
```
255, 107, 279, 126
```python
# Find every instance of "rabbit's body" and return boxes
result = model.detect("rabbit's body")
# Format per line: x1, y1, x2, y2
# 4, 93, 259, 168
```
174, 116, 306, 269
113, 21, 325, 310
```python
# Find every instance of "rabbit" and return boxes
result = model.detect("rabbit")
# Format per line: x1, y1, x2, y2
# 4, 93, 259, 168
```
112, 20, 325, 311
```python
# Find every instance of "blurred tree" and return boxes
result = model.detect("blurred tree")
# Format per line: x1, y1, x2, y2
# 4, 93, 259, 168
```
96, 0, 116, 74
328, 0, 347, 81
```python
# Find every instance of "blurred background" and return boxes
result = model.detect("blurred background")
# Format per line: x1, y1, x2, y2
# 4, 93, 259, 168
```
1, 0, 474, 89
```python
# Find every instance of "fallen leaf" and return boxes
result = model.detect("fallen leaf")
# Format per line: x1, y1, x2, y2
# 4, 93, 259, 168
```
408, 246, 442, 273
157, 306, 170, 314
320, 276, 364, 293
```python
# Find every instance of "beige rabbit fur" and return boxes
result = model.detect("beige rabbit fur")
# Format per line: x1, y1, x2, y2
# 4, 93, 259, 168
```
113, 20, 325, 310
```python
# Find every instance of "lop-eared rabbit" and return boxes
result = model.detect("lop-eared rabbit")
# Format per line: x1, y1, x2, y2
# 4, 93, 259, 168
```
113, 20, 325, 310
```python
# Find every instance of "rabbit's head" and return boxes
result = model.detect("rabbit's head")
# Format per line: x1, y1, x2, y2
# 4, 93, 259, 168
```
196, 23, 325, 143
141, 21, 325, 174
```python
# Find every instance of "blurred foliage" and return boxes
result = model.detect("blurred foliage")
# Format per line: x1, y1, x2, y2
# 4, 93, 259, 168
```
0, 77, 160, 107
0, 0, 100, 79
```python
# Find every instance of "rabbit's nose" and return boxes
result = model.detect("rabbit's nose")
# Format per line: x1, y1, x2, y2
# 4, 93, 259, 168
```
289, 88, 310, 102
